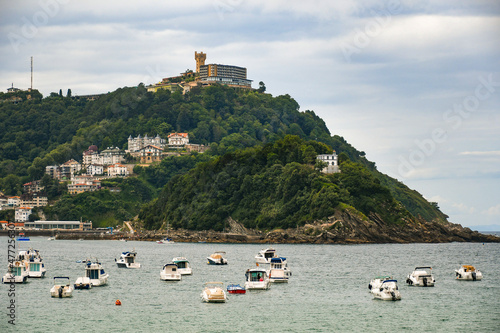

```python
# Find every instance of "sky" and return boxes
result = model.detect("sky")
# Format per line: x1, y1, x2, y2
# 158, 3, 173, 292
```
1, 0, 499, 230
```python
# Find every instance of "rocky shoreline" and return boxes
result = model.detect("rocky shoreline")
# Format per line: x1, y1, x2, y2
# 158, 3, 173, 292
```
50, 213, 500, 244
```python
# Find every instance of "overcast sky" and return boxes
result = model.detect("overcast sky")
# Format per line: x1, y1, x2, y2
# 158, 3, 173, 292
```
1, 0, 499, 229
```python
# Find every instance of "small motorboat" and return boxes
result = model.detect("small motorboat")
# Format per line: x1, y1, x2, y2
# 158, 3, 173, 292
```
455, 265, 483, 281
115, 250, 141, 269
157, 238, 175, 244
369, 277, 401, 301
50, 277, 73, 298
244, 268, 270, 290
25, 248, 46, 278
47, 236, 56, 241
74, 277, 92, 289
406, 267, 435, 286
2, 261, 29, 284
207, 251, 228, 265
82, 259, 108, 286
160, 263, 181, 281
201, 282, 227, 303
227, 284, 246, 294
172, 257, 192, 275
255, 247, 278, 264
269, 257, 291, 283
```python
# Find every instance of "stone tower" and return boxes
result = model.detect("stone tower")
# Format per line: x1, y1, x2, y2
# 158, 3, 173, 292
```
195, 51, 206, 73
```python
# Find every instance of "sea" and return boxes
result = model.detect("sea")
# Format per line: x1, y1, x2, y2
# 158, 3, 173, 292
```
1, 237, 499, 332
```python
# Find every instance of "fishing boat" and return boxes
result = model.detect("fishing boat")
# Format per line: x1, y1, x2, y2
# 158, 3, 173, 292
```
455, 265, 483, 281
50, 277, 73, 298
81, 259, 108, 286
16, 232, 30, 241
172, 257, 192, 275
244, 268, 271, 290
115, 250, 141, 269
160, 263, 182, 281
369, 277, 401, 301
269, 257, 291, 283
207, 251, 228, 265
2, 261, 29, 284
227, 284, 246, 294
24, 248, 46, 278
201, 282, 227, 303
255, 247, 278, 264
74, 277, 92, 289
406, 267, 435, 286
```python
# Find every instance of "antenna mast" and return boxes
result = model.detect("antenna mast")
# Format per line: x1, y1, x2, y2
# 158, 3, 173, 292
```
31, 56, 33, 90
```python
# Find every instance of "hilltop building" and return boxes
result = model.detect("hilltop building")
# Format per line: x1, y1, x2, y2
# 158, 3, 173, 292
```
168, 133, 189, 148
146, 51, 252, 93
317, 153, 340, 174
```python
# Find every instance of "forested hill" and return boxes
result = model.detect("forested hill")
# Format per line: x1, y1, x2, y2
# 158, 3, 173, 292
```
0, 84, 460, 240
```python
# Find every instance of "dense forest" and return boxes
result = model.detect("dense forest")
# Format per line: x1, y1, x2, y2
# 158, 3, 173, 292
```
0, 84, 447, 229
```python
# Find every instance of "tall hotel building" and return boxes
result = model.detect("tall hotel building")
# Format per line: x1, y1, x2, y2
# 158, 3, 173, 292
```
195, 51, 252, 88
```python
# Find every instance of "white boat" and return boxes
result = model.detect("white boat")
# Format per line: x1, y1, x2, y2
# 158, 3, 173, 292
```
172, 257, 192, 275
25, 248, 46, 278
245, 268, 271, 290
82, 259, 108, 286
369, 277, 401, 301
157, 238, 175, 244
455, 265, 483, 281
406, 267, 435, 286
47, 236, 56, 241
255, 247, 278, 264
50, 277, 73, 298
2, 261, 29, 284
160, 263, 182, 281
269, 257, 291, 283
201, 282, 227, 303
115, 250, 141, 269
74, 276, 92, 289
207, 251, 228, 265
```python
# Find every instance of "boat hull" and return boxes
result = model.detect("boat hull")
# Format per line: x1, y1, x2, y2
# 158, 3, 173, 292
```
2, 274, 28, 284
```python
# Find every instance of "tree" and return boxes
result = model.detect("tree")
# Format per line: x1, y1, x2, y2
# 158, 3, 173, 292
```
258, 81, 266, 93
67, 89, 72, 98
59, 89, 63, 97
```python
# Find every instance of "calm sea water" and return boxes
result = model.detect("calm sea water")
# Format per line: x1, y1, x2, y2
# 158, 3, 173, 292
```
1, 237, 499, 332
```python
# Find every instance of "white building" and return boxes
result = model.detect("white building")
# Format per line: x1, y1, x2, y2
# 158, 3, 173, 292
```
87, 164, 104, 176
15, 207, 32, 222
317, 153, 340, 174
107, 163, 129, 177
101, 147, 125, 165
127, 134, 166, 153
168, 133, 189, 148
8, 196, 21, 207
60, 159, 82, 179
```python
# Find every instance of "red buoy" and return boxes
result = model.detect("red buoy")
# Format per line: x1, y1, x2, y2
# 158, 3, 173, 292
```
115, 299, 121, 306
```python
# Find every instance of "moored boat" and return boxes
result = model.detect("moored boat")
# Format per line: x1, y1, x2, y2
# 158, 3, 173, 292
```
255, 247, 278, 264
25, 248, 46, 278
2, 261, 29, 284
50, 277, 73, 298
201, 282, 227, 302
115, 250, 141, 269
227, 284, 246, 294
455, 265, 483, 281
16, 232, 30, 241
160, 263, 182, 281
269, 257, 291, 283
207, 251, 228, 265
245, 268, 270, 290
172, 257, 192, 275
82, 259, 108, 286
369, 277, 401, 301
406, 267, 435, 286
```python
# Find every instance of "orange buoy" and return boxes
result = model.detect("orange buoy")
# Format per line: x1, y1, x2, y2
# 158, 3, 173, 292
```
115, 299, 121, 306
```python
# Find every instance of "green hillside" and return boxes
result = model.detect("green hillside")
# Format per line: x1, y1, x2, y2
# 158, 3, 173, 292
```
0, 84, 447, 228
